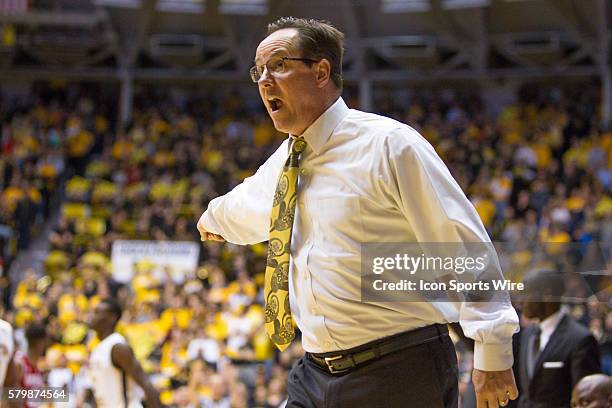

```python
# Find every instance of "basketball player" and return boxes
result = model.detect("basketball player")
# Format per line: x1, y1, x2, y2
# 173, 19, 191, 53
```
14, 323, 48, 408
0, 318, 16, 387
88, 298, 162, 408
0, 317, 19, 408
0, 318, 18, 408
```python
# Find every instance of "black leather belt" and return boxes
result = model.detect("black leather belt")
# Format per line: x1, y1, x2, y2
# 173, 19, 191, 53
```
307, 324, 448, 375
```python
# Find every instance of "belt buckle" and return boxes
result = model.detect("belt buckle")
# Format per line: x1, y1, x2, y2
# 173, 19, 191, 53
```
324, 355, 348, 374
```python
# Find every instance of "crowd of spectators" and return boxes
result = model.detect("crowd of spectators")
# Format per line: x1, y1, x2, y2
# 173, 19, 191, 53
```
0, 82, 610, 407
0, 87, 115, 308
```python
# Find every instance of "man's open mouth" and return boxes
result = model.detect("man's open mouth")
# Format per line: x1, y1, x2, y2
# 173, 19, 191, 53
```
268, 98, 283, 112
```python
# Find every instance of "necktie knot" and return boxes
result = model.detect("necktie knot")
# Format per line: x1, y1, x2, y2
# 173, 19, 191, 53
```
291, 138, 307, 155
287, 138, 307, 168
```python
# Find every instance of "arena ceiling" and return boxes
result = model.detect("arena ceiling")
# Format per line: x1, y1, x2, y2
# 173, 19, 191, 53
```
0, 0, 610, 84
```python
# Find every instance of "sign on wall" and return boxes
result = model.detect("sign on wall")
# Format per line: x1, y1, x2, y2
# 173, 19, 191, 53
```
111, 240, 200, 284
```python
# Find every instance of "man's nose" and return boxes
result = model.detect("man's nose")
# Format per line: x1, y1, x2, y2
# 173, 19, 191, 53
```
258, 66, 273, 85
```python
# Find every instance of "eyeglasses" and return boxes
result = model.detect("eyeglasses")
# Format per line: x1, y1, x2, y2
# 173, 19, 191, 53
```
249, 56, 319, 83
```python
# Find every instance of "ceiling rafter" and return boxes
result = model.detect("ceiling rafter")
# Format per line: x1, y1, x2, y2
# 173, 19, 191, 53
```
428, 0, 488, 71
220, 15, 249, 72
0, 0, 609, 86
545, 0, 598, 61
118, 0, 158, 68
218, 0, 291, 77
429, 0, 471, 49
341, 0, 364, 73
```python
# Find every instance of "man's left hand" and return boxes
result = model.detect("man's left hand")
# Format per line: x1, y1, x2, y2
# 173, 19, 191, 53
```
472, 368, 518, 408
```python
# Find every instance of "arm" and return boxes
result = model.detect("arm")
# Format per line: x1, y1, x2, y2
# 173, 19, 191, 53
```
383, 127, 519, 406
570, 334, 601, 387
111, 343, 162, 408
4, 356, 24, 408
12, 356, 22, 388
3, 354, 18, 388
197, 140, 288, 245
3, 355, 22, 408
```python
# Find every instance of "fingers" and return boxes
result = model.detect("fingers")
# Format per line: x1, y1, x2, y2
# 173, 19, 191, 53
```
496, 390, 509, 406
206, 233, 225, 242
476, 395, 487, 408
499, 369, 519, 406
197, 215, 225, 242
479, 387, 515, 407
473, 368, 519, 408
505, 377, 519, 401
478, 393, 508, 408
486, 393, 499, 408
200, 231, 225, 242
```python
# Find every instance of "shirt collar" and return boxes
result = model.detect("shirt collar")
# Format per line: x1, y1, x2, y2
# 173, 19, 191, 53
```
291, 97, 350, 155
539, 308, 565, 335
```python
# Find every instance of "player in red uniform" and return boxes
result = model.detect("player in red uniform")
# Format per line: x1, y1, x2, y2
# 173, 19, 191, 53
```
14, 323, 48, 407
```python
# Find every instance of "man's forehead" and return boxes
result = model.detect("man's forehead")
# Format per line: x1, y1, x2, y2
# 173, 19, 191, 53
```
255, 28, 299, 63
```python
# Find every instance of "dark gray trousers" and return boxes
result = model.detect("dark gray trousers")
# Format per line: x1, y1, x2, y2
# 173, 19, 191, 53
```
286, 332, 459, 408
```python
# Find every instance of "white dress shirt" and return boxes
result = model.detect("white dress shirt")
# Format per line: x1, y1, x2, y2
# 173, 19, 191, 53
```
538, 309, 566, 352
201, 97, 519, 371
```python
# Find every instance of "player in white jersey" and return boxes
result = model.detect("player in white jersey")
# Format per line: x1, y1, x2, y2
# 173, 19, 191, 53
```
88, 298, 161, 408
0, 318, 15, 386
0, 318, 19, 408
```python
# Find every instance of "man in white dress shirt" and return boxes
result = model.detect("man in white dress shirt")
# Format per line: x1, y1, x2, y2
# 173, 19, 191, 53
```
197, 17, 519, 408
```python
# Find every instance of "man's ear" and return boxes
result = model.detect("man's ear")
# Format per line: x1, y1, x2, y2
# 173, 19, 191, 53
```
315, 59, 331, 88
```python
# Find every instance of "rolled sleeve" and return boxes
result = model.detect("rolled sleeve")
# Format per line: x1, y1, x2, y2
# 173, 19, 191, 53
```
199, 201, 223, 235
199, 140, 288, 245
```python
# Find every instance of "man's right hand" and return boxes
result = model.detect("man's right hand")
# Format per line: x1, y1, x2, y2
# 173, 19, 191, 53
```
473, 368, 518, 408
197, 213, 225, 242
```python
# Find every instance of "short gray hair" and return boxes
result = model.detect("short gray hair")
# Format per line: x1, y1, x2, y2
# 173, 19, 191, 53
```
267, 17, 344, 91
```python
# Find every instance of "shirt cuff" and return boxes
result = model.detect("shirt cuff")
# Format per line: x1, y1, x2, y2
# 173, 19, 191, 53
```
200, 208, 222, 236
473, 341, 514, 371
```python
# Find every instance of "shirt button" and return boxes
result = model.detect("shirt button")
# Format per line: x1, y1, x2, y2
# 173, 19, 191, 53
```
324, 341, 332, 348
299, 202, 305, 208
311, 308, 317, 315
300, 168, 308, 175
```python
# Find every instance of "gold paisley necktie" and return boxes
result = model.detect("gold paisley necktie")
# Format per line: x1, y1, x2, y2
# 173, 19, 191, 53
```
264, 136, 307, 351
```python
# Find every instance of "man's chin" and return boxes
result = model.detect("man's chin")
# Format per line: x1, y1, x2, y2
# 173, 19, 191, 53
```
271, 119, 291, 134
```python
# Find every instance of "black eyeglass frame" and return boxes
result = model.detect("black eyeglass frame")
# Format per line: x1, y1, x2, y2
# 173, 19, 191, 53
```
249, 57, 319, 83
